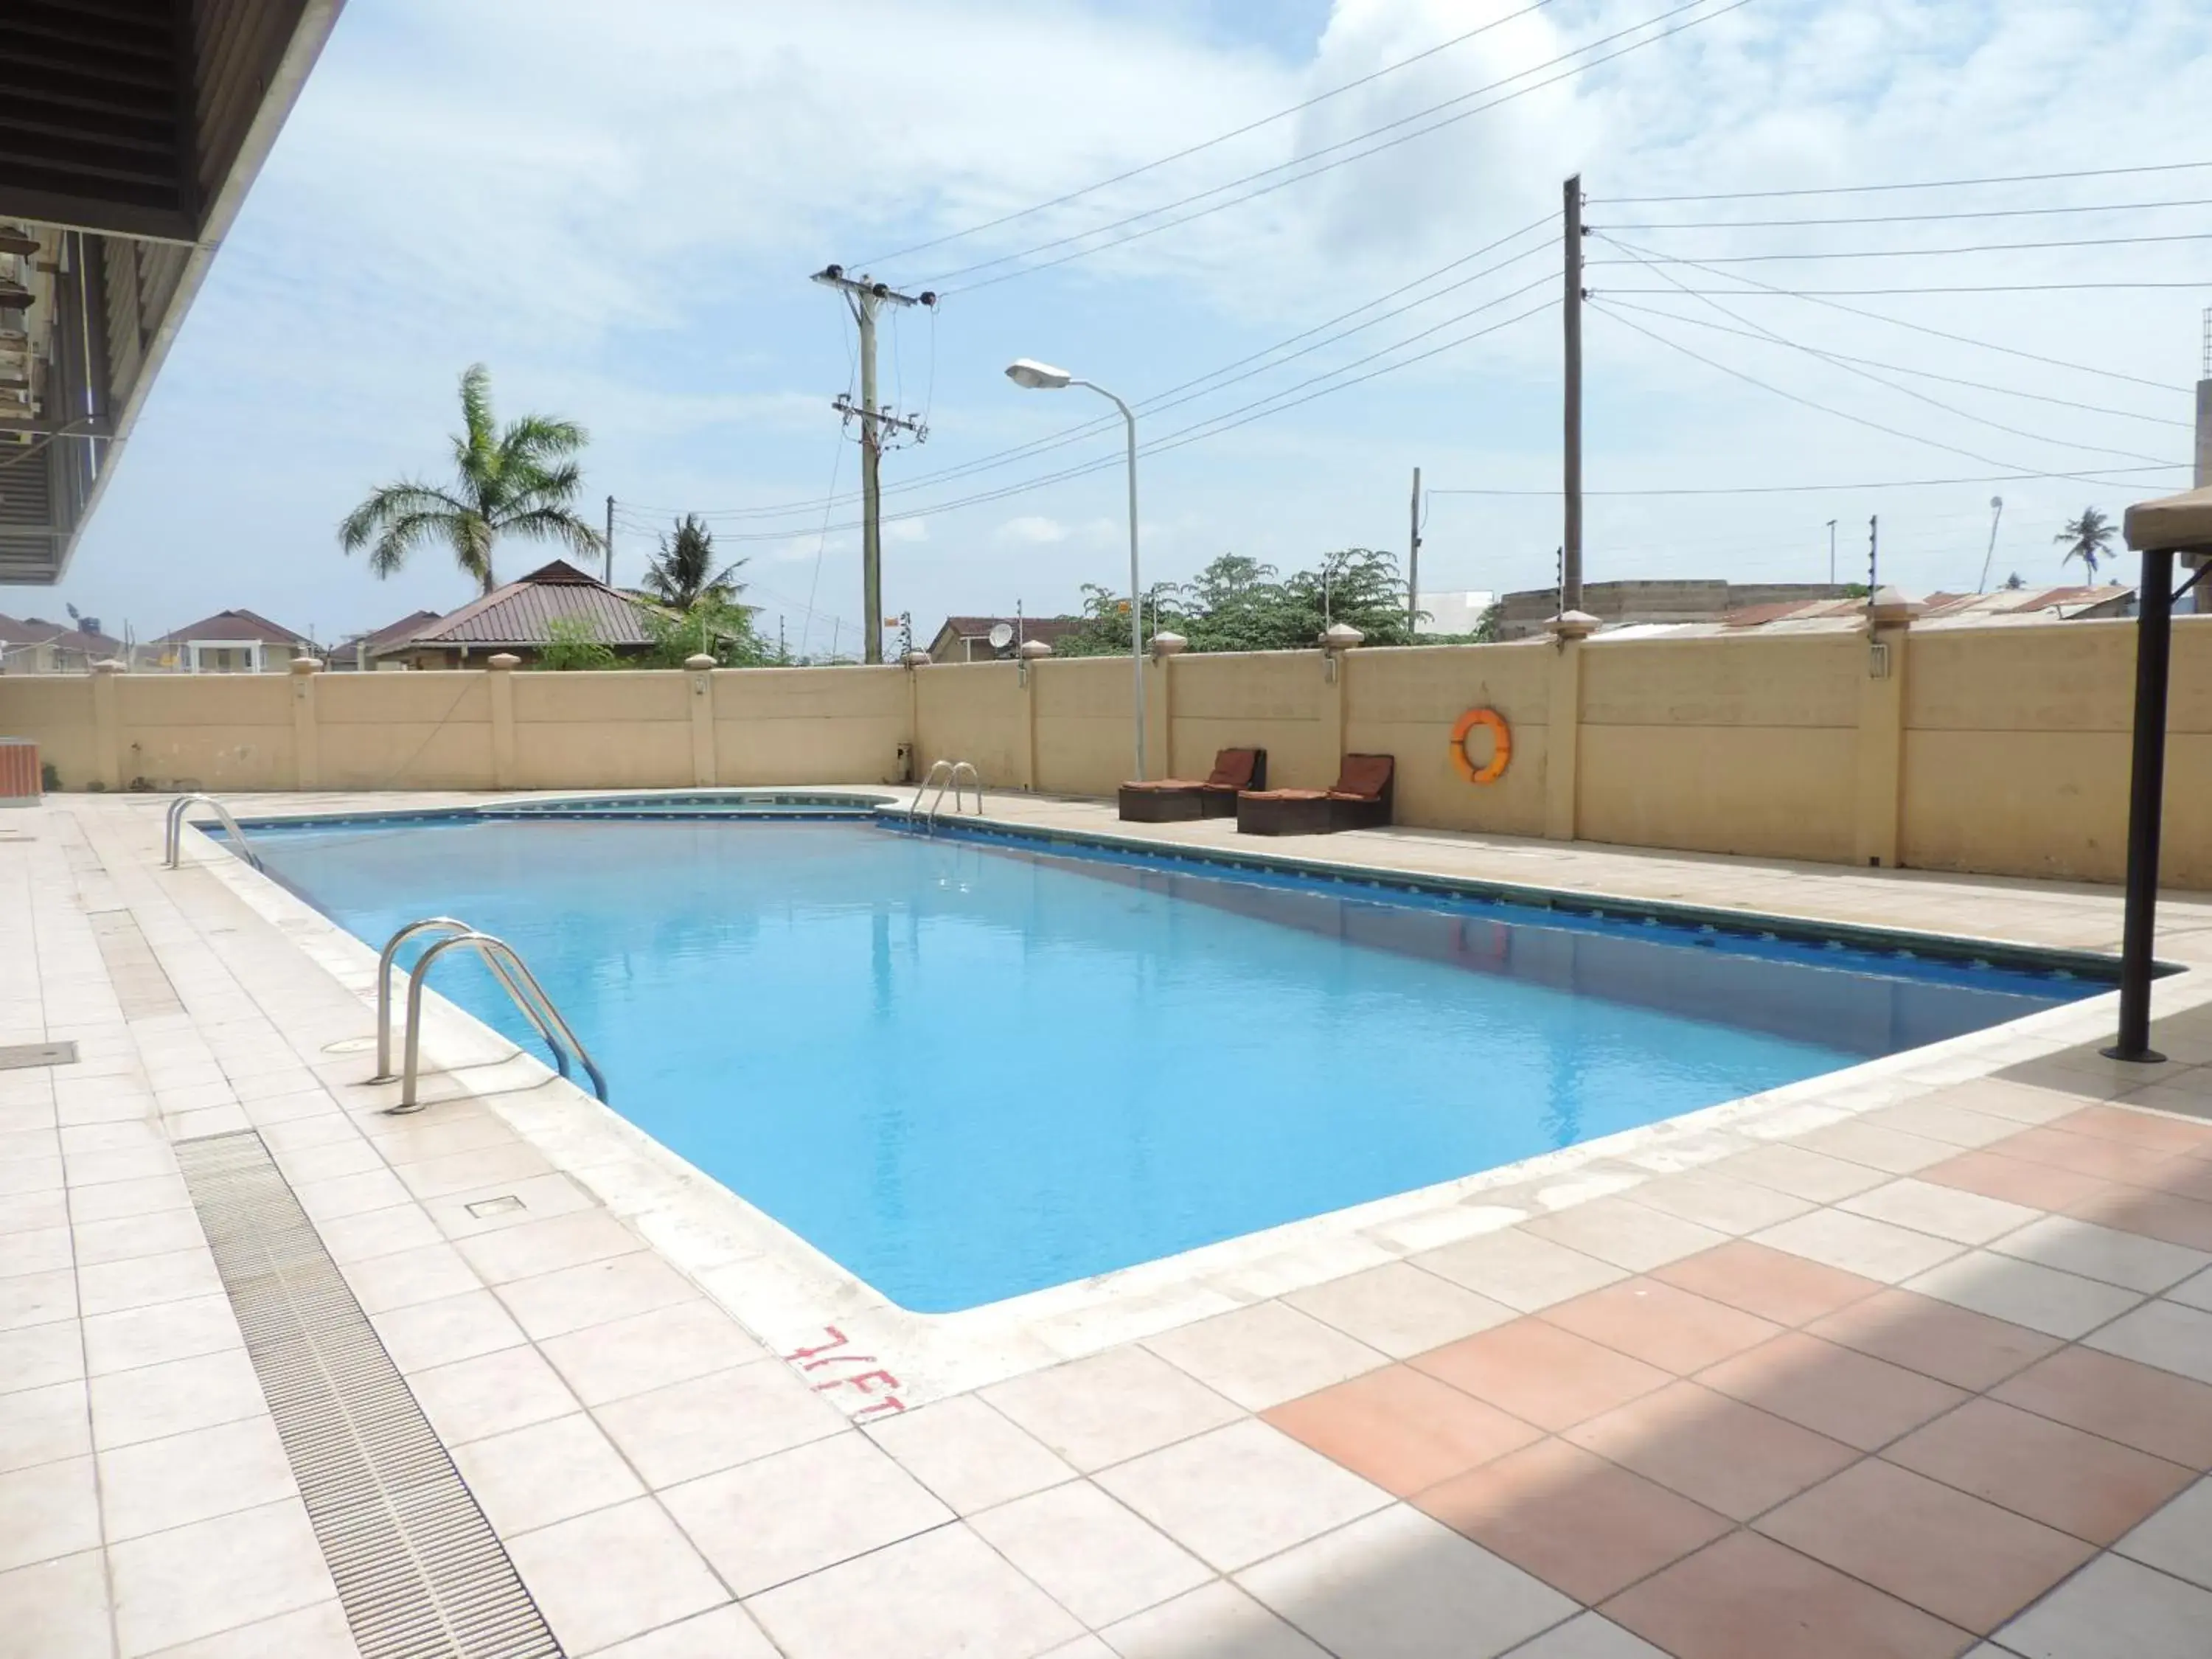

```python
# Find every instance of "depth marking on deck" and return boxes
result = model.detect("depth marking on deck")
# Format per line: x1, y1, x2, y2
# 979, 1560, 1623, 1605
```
785, 1326, 907, 1419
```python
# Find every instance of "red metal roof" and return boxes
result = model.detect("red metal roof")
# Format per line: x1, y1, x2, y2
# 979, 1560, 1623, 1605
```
153, 608, 310, 645
387, 560, 662, 650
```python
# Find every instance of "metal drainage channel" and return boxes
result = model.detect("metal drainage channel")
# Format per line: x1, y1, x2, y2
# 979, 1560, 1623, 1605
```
175, 1131, 562, 1659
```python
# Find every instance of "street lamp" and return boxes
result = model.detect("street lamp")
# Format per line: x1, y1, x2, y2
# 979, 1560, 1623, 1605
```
1006, 358, 1147, 779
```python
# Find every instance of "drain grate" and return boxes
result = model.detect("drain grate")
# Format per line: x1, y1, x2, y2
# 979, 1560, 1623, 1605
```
175, 1131, 563, 1659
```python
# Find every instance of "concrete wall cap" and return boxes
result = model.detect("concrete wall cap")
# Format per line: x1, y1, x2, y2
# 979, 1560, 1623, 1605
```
1864, 586, 1925, 625
2126, 485, 2212, 554
1319, 622, 1365, 650
683, 653, 717, 671
486, 653, 521, 669
1017, 639, 1055, 658
1548, 610, 1601, 640
1147, 632, 1186, 658
901, 650, 935, 667
287, 655, 321, 675
90, 658, 128, 674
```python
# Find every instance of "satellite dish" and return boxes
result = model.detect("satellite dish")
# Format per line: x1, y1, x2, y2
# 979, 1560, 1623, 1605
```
987, 622, 1015, 651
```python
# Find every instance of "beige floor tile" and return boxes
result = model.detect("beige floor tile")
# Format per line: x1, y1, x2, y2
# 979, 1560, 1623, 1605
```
1238, 1503, 1576, 1659
982, 1346, 1243, 1474
142, 1596, 359, 1657
407, 1344, 581, 1447
2115, 1477, 2212, 1591
1717, 1143, 1891, 1204
0, 1190, 69, 1237
591, 1602, 781, 1659
421, 1172, 597, 1238
452, 1411, 644, 1534
865, 1395, 1076, 1515
367, 1287, 525, 1373
1102, 1581, 1330, 1659
66, 1174, 191, 1225
495, 1253, 698, 1343
0, 1323, 85, 1397
391, 1142, 554, 1203
596, 1360, 846, 1488
90, 1349, 266, 1450
0, 1158, 62, 1198
1521, 1199, 1728, 1273
660, 1431, 950, 1596
81, 1295, 240, 1376
76, 1247, 223, 1317
971, 1479, 1210, 1628
98, 1416, 296, 1543
1906, 1251, 2145, 1340
0, 1379, 89, 1474
335, 1242, 481, 1315
1411, 1228, 1627, 1312
504, 1498, 729, 1656
0, 1226, 72, 1280
1095, 1419, 1388, 1573
1991, 1551, 2212, 1659
1860, 1100, 2028, 1151
0, 1267, 74, 1332
307, 1203, 443, 1265
1754, 1208, 1967, 1284
0, 1454, 100, 1573
0, 1551, 112, 1659
1839, 1178, 2045, 1246
1282, 1262, 1519, 1358
64, 1147, 177, 1188
538, 1298, 766, 1407
744, 1521, 1081, 1659
265, 1138, 388, 1186
288, 1169, 410, 1224
452, 1208, 645, 1285
1621, 1170, 1817, 1237
1506, 1613, 1669, 1658
69, 1208, 206, 1268
2086, 1299, 2212, 1385
108, 1497, 335, 1658
1145, 1302, 1386, 1411
1993, 1215, 2211, 1294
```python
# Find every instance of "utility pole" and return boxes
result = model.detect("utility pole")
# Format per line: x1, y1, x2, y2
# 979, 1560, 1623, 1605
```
1562, 174, 1585, 614
604, 495, 615, 585
1978, 495, 2005, 593
1407, 466, 1422, 635
1826, 519, 1837, 587
811, 266, 935, 663
1868, 515, 1879, 594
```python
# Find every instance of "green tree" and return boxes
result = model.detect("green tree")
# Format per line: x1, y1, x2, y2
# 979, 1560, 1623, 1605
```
2054, 507, 2118, 582
537, 616, 616, 671
639, 514, 745, 611
339, 364, 601, 596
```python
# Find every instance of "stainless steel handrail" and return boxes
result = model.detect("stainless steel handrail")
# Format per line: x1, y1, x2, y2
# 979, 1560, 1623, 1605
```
910, 759, 982, 830
370, 917, 547, 1082
909, 759, 954, 814
394, 930, 607, 1113
162, 794, 263, 871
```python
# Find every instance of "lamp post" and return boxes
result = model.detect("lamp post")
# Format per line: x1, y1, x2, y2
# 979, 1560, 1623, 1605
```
1006, 358, 1147, 779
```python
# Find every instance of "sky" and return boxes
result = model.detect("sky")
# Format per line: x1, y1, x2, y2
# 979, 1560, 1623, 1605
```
15, 0, 2211, 655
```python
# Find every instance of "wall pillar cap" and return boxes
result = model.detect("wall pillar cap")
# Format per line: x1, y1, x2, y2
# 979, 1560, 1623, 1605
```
90, 658, 128, 674
2126, 484, 2212, 554
287, 655, 321, 675
1548, 610, 1601, 641
683, 653, 717, 671
487, 653, 521, 670
1319, 622, 1365, 650
900, 650, 935, 668
1147, 632, 1185, 658
1864, 587, 1924, 626
1017, 639, 1055, 659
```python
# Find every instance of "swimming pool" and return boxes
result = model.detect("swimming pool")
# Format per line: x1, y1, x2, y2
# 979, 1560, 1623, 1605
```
243, 812, 2099, 1312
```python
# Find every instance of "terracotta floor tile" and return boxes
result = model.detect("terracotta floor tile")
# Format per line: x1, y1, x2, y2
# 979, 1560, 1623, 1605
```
1565, 1380, 1857, 1521
1919, 1150, 2124, 1215
2053, 1104, 2212, 1158
1805, 1287, 2062, 1392
1696, 1331, 1966, 1452
1987, 1126, 2188, 1188
1602, 1531, 1973, 1659
1652, 1240, 1882, 1328
2065, 1186, 2212, 1253
1414, 1437, 1732, 1604
1884, 1397, 2194, 1545
2157, 1159, 2212, 1206
1755, 1459, 2095, 1633
1411, 1318, 1671, 1433
1262, 1364, 1542, 1498
1540, 1277, 1783, 1374
1992, 1346, 2212, 1469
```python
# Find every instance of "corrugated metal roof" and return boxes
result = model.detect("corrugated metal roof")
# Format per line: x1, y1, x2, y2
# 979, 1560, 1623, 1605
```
153, 607, 310, 644
392, 560, 664, 650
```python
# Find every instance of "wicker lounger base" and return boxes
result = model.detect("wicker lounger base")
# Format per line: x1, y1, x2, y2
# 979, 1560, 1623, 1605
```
1235, 793, 1336, 835
1118, 786, 1206, 823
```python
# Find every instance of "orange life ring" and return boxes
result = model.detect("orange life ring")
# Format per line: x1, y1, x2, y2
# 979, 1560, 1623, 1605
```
1450, 707, 1510, 785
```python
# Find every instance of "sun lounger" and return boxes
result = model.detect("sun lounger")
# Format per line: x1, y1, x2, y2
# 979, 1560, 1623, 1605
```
1118, 748, 1267, 822
1235, 753, 1394, 836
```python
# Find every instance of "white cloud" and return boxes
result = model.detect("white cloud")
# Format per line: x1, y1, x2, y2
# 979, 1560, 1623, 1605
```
995, 515, 1071, 546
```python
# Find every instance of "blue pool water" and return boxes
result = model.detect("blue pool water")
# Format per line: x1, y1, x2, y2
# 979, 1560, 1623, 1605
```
248, 816, 2093, 1312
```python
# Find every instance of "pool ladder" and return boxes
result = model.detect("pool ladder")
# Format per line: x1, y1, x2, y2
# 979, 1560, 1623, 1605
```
369, 918, 607, 1113
911, 759, 982, 832
163, 794, 262, 871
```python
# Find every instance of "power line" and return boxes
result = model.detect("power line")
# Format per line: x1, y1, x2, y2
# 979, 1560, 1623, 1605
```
1428, 465, 2182, 497
1590, 159, 2212, 204
860, 0, 1570, 268
1592, 301, 2181, 490
1594, 280, 2212, 294
1586, 230, 2212, 265
919, 0, 1752, 293
1596, 195, 2212, 230
1593, 299, 2191, 428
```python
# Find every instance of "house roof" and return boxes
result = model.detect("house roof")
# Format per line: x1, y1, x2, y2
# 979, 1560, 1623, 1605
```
0, 613, 123, 655
383, 560, 662, 651
931, 615, 1082, 646
334, 610, 442, 655
1600, 584, 2138, 641
153, 608, 310, 646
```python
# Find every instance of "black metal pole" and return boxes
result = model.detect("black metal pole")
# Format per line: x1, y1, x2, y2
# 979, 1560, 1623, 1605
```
2104, 544, 2175, 1062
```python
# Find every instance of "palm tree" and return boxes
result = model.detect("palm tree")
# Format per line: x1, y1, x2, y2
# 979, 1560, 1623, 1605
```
638, 514, 745, 611
2053, 507, 2118, 582
339, 364, 600, 595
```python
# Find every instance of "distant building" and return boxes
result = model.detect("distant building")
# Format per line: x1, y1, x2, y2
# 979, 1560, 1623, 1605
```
1414, 591, 1497, 636
375, 560, 668, 669
0, 613, 123, 673
1559, 582, 2135, 641
327, 611, 442, 671
1492, 580, 1859, 641
926, 615, 1081, 664
148, 609, 315, 673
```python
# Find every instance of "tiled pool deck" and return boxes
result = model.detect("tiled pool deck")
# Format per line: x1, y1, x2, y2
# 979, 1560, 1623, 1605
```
8, 790, 2212, 1658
